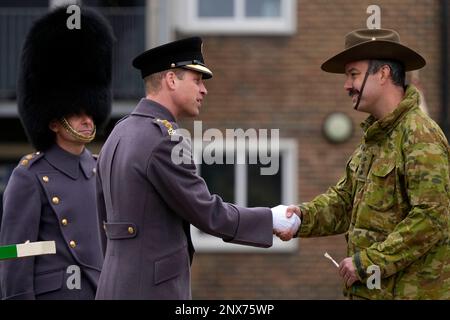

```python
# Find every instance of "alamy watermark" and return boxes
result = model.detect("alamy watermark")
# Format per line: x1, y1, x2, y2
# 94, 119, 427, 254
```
366, 265, 381, 290
66, 5, 81, 30
366, 4, 381, 29
66, 265, 81, 290
170, 121, 280, 175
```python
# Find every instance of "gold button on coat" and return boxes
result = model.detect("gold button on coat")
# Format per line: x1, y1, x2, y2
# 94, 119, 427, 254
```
69, 240, 76, 248
52, 196, 60, 204
21, 159, 29, 166
61, 218, 68, 226
42, 176, 49, 183
128, 226, 134, 234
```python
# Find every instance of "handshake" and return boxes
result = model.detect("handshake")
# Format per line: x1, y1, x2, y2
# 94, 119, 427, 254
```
271, 205, 301, 241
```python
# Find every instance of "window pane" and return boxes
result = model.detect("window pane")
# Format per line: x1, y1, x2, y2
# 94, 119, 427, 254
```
247, 154, 282, 207
245, 0, 281, 17
200, 162, 235, 203
198, 0, 234, 17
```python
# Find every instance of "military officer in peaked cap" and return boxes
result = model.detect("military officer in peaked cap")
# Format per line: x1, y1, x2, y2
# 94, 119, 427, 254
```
95, 36, 300, 300
0, 6, 114, 299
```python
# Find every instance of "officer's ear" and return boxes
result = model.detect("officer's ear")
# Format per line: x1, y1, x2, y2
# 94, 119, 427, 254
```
49, 119, 60, 133
164, 71, 179, 91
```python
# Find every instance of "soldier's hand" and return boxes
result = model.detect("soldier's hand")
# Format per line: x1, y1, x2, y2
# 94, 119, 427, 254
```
339, 257, 359, 288
274, 229, 294, 241
285, 205, 302, 219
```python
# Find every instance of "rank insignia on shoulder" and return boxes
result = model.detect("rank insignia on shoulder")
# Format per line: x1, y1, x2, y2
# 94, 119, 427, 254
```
20, 151, 43, 166
155, 118, 175, 136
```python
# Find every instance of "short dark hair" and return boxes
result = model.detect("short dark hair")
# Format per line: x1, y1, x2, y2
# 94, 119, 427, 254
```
144, 68, 186, 94
368, 59, 405, 87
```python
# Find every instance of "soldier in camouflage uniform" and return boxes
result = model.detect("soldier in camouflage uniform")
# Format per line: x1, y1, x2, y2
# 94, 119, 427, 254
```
280, 29, 450, 299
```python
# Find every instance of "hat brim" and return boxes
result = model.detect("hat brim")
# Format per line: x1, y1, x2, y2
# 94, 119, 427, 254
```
321, 40, 426, 73
182, 64, 213, 79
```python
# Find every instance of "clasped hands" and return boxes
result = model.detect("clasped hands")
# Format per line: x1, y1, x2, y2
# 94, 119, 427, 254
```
271, 205, 302, 241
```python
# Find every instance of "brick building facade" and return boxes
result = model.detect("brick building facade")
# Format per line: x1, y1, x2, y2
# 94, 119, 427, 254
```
0, 0, 447, 300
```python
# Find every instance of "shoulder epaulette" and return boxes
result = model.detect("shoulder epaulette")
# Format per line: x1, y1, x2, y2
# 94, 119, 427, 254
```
153, 118, 175, 136
19, 151, 44, 168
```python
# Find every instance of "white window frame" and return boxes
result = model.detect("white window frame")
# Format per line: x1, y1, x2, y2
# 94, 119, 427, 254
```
191, 138, 298, 252
175, 0, 297, 35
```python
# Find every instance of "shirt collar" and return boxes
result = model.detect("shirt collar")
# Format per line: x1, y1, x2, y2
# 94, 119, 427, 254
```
44, 144, 95, 180
360, 85, 420, 143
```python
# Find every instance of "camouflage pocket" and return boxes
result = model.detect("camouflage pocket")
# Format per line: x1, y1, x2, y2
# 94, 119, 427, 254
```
365, 159, 396, 212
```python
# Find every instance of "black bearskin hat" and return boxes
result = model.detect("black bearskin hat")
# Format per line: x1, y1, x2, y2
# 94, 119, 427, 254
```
17, 6, 114, 151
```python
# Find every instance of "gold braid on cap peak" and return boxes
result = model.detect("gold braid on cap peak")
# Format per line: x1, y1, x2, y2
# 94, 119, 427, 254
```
60, 117, 96, 143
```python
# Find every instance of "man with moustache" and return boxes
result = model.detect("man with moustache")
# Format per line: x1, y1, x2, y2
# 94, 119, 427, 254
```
279, 28, 450, 299
0, 7, 114, 299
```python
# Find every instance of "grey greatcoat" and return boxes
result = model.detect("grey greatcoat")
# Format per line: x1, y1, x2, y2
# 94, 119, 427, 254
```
95, 99, 273, 300
0, 144, 103, 299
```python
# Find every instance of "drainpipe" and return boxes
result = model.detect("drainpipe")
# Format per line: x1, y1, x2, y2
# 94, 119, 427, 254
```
441, 0, 449, 137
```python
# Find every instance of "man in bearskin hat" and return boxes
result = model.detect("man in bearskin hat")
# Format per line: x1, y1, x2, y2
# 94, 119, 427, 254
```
281, 28, 450, 299
0, 6, 114, 299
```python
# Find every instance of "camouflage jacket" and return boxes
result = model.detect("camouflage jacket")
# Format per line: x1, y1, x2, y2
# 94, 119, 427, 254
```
298, 85, 450, 299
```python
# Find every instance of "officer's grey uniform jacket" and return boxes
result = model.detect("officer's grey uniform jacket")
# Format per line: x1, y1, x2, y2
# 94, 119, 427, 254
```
0, 144, 103, 299
95, 99, 273, 300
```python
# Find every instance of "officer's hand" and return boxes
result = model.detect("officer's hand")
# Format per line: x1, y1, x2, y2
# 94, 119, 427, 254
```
271, 205, 301, 241
275, 205, 302, 241
339, 257, 359, 288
